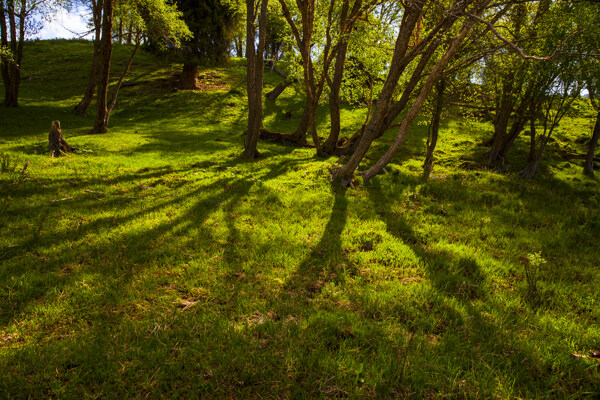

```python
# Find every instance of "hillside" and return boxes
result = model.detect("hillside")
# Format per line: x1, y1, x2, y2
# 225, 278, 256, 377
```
1, 40, 599, 398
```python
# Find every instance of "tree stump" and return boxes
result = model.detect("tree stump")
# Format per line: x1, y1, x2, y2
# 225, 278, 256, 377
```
48, 121, 78, 157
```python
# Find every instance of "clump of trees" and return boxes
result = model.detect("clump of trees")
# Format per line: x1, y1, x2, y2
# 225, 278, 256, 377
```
1, 0, 62, 107
3, 0, 599, 181
72, 0, 190, 133
243, 0, 600, 183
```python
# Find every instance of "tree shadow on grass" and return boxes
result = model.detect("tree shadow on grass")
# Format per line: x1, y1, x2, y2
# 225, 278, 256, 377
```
364, 178, 598, 397
0, 153, 309, 326
280, 186, 351, 301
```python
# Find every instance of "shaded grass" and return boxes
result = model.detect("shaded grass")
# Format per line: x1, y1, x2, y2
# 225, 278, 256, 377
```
0, 40, 599, 399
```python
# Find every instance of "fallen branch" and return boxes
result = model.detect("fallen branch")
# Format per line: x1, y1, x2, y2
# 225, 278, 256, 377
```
50, 197, 73, 203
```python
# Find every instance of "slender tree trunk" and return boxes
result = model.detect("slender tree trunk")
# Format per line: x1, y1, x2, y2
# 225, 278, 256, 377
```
118, 20, 122, 44
584, 111, 600, 175
519, 135, 548, 179
92, 0, 114, 134
235, 36, 243, 57
333, 0, 428, 185
266, 81, 289, 100
73, 42, 100, 116
381, 38, 440, 134
361, 2, 488, 182
528, 104, 537, 162
3, 0, 19, 107
179, 62, 199, 90
74, 0, 103, 116
488, 87, 514, 164
323, 40, 349, 154
291, 101, 311, 144
0, 1, 9, 106
105, 36, 140, 126
423, 79, 445, 177
243, 0, 269, 159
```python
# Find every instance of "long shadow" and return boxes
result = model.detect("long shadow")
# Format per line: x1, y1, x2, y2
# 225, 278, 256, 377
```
365, 178, 598, 396
0, 152, 309, 327
280, 186, 351, 301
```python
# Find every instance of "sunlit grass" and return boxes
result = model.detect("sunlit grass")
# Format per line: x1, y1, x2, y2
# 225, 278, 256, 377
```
0, 40, 599, 398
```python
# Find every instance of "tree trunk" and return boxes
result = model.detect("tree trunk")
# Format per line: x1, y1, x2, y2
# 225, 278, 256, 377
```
92, 0, 114, 134
423, 79, 445, 177
48, 120, 78, 157
235, 36, 244, 58
74, 0, 103, 116
73, 42, 100, 116
2, 0, 19, 107
179, 62, 199, 90
584, 111, 600, 175
519, 135, 548, 179
488, 85, 514, 164
243, 0, 269, 159
323, 40, 349, 154
0, 0, 9, 104
380, 37, 440, 134
332, 0, 428, 185
361, 3, 487, 182
527, 102, 537, 162
266, 81, 289, 100
105, 36, 140, 126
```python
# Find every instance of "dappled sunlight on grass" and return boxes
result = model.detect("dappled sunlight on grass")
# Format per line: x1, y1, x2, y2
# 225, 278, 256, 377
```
1, 41, 599, 398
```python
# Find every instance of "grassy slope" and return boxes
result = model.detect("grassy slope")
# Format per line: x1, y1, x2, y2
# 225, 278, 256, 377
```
1, 40, 599, 399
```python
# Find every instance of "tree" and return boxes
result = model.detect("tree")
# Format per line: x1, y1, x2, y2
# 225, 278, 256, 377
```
175, 0, 237, 90
73, 0, 190, 118
243, 0, 268, 158
103, 0, 190, 125
0, 0, 61, 107
332, 0, 489, 185
72, 0, 104, 116
518, 58, 580, 178
91, 0, 114, 133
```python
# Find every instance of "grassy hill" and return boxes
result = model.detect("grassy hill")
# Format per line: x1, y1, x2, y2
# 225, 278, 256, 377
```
1, 40, 599, 398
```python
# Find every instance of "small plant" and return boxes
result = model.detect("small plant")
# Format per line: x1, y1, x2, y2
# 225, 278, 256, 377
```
1, 153, 16, 173
524, 251, 547, 299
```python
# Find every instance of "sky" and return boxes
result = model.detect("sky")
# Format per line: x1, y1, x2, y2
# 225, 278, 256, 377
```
34, 8, 91, 40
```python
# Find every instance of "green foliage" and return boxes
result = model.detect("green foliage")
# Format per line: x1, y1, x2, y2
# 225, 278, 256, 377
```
0, 46, 13, 64
175, 0, 237, 65
1, 40, 600, 399
115, 0, 192, 47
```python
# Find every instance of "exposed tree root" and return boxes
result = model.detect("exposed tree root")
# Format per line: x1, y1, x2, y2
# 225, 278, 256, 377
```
259, 129, 311, 146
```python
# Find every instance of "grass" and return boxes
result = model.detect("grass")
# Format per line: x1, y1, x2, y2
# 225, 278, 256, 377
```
1, 39, 599, 399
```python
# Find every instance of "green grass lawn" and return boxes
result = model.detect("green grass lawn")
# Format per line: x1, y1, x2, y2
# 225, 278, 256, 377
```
1, 40, 599, 399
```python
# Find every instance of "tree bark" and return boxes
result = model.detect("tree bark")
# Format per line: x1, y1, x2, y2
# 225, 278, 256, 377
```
266, 81, 289, 100
332, 0, 428, 185
0, 0, 10, 105
527, 104, 537, 162
92, 0, 114, 134
73, 0, 103, 116
2, 0, 19, 107
323, 40, 349, 154
243, 0, 269, 159
360, 1, 489, 182
584, 111, 600, 175
179, 62, 199, 90
423, 79, 445, 177
105, 35, 141, 126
